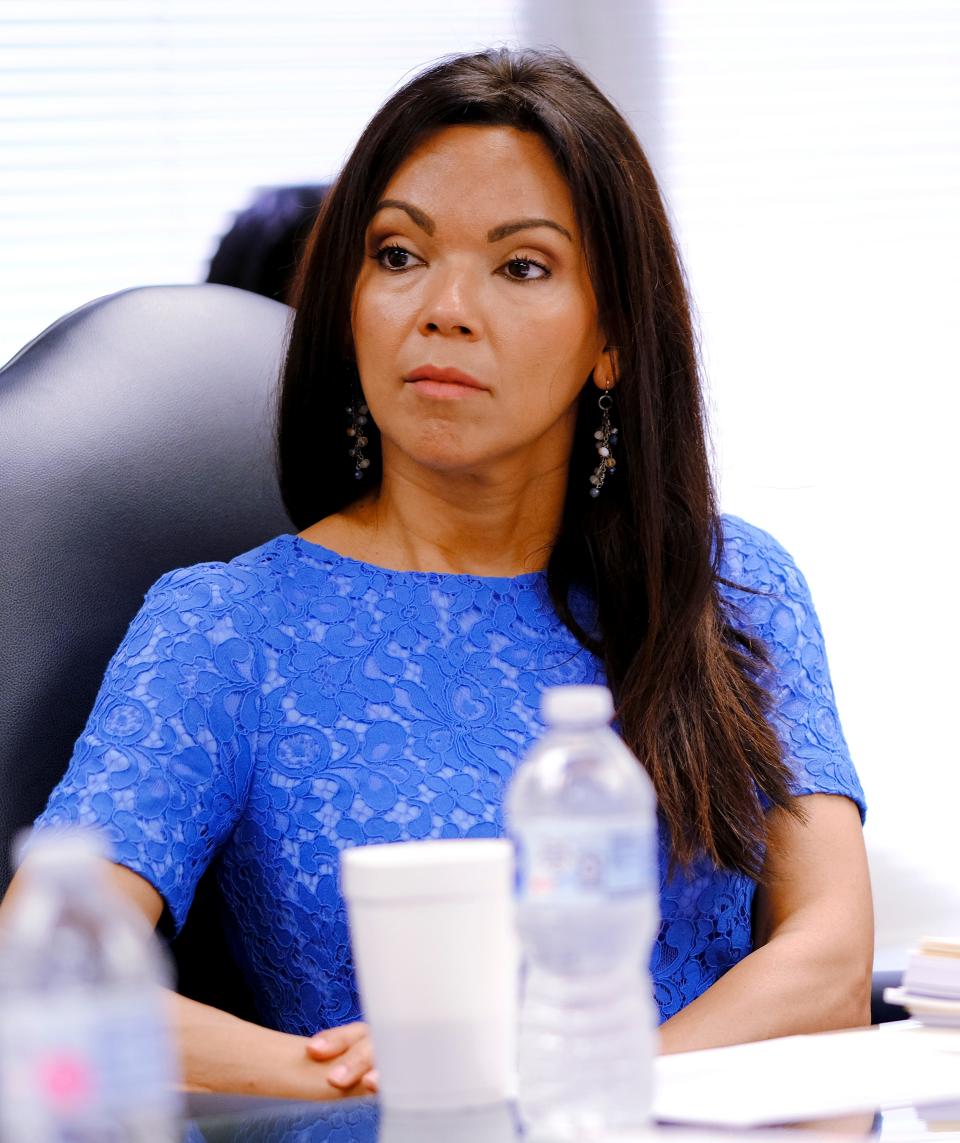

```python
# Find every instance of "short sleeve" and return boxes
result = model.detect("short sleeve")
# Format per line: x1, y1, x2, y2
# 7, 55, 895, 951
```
34, 563, 264, 933
719, 517, 866, 821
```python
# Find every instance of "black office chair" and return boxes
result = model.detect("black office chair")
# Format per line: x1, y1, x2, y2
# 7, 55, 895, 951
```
0, 284, 294, 1019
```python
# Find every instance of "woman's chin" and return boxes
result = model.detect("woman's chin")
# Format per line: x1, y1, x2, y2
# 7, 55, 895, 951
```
386, 431, 494, 478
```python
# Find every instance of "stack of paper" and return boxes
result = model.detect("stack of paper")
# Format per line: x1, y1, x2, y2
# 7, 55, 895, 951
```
886, 937, 960, 1026
653, 1025, 960, 1128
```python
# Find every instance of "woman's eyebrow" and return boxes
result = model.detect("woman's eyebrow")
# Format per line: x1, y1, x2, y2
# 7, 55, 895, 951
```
487, 218, 572, 243
371, 199, 572, 243
374, 199, 435, 235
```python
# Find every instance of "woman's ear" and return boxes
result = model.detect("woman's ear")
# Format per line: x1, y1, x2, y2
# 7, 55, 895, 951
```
592, 346, 620, 390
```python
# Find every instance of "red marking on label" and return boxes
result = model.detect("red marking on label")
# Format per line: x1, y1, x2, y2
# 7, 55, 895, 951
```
37, 1052, 94, 1111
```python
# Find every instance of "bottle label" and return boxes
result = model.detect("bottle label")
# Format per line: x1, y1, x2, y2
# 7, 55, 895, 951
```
0, 984, 181, 1130
514, 821, 657, 902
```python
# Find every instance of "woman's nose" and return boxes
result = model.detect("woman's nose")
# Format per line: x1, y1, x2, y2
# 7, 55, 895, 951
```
418, 265, 480, 338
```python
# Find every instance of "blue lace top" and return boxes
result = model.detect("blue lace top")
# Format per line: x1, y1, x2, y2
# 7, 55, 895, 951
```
36, 515, 864, 1033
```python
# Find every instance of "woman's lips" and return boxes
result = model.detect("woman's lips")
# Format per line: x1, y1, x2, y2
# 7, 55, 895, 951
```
403, 365, 488, 399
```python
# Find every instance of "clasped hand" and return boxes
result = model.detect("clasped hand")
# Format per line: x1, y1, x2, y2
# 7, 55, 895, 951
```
307, 1021, 379, 1096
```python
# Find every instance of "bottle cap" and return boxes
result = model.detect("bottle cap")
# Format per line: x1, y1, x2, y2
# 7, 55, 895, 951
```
541, 684, 614, 728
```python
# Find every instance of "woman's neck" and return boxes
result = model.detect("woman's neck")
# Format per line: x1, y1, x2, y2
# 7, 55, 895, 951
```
303, 454, 568, 578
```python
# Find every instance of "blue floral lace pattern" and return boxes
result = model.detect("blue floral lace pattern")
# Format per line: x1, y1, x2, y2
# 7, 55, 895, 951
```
36, 516, 864, 1033
184, 1099, 378, 1143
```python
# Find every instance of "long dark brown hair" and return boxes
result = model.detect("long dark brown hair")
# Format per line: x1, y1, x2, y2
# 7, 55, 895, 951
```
278, 48, 800, 876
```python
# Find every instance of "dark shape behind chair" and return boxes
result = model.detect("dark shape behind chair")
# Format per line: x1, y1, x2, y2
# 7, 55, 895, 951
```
206, 184, 329, 304
0, 284, 294, 1020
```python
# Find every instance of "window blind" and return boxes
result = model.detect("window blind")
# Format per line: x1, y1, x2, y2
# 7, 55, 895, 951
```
0, 1, 521, 361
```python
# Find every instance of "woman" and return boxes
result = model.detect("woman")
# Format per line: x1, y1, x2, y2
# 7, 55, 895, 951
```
4, 48, 871, 1098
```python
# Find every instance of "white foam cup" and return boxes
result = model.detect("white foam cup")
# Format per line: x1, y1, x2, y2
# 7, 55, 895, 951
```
340, 838, 518, 1111
378, 1101, 519, 1143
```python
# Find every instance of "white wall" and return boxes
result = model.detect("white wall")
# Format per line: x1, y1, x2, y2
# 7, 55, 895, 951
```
524, 0, 960, 960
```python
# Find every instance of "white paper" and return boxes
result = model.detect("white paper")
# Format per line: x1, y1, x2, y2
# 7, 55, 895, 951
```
653, 1024, 960, 1128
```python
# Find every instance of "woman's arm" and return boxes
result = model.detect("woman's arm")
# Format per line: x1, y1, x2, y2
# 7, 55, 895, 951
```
174, 993, 373, 1099
0, 860, 374, 1100
658, 794, 874, 1054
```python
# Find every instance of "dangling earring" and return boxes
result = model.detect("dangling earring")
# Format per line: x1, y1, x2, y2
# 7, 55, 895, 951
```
345, 369, 370, 480
589, 384, 618, 498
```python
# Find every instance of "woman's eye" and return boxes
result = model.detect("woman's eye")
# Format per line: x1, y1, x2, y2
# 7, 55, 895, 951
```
503, 257, 549, 281
373, 244, 420, 271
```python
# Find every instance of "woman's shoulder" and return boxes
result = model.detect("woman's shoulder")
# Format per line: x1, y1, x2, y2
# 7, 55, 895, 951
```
716, 514, 830, 668
140, 532, 343, 622
717, 513, 809, 598
147, 532, 292, 592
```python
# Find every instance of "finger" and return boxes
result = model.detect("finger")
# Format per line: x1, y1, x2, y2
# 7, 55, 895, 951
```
306, 1021, 368, 1060
326, 1038, 375, 1090
362, 1069, 379, 1093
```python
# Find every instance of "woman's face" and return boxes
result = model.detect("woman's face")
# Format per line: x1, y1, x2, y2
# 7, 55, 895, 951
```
351, 125, 608, 482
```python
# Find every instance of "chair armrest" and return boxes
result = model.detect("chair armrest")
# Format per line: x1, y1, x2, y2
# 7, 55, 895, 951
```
871, 968, 907, 1024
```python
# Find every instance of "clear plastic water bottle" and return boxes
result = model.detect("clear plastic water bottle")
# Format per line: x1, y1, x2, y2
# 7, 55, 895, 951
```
0, 829, 182, 1142
506, 684, 659, 1140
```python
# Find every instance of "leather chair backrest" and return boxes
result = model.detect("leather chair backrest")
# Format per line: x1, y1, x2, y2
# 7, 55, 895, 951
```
0, 284, 294, 1016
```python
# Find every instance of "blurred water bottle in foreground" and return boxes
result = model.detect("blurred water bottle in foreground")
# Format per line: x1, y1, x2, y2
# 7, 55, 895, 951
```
0, 829, 181, 1142
507, 684, 659, 1140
